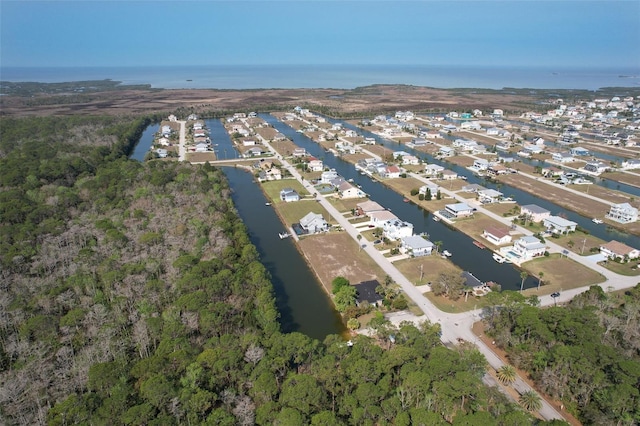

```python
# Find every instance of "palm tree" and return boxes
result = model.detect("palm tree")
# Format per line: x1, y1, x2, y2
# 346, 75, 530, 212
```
519, 390, 542, 412
357, 234, 362, 251
537, 272, 544, 290
520, 271, 528, 293
496, 365, 517, 385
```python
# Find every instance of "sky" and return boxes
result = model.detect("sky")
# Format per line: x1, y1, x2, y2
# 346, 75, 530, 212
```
1, 0, 639, 69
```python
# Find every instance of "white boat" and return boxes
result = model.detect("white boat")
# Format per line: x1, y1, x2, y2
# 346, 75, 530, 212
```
592, 218, 603, 224
493, 253, 506, 263
433, 216, 441, 222
265, 202, 272, 206
279, 232, 290, 239
442, 250, 452, 257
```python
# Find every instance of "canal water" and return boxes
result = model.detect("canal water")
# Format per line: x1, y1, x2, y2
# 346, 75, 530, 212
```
131, 121, 346, 341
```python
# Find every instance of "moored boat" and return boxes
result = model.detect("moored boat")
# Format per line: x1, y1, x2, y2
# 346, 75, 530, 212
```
493, 253, 506, 263
442, 250, 452, 257
592, 218, 603, 224
279, 232, 290, 239
473, 241, 486, 249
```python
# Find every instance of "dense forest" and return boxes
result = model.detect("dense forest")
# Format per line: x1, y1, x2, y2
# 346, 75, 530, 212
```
1, 114, 566, 425
484, 287, 640, 425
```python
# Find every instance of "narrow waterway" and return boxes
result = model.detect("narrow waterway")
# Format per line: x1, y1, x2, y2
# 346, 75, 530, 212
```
131, 122, 345, 341
261, 114, 540, 291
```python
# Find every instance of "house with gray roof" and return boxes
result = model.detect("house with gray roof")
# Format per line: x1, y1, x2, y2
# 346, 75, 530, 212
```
400, 235, 435, 257
299, 212, 328, 234
543, 216, 577, 234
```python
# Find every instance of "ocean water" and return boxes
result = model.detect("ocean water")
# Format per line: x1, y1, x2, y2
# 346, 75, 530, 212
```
1, 64, 639, 91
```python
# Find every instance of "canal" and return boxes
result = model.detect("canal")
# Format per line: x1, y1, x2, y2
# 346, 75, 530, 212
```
131, 121, 346, 341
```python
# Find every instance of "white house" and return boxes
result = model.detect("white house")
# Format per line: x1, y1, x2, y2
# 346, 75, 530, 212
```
338, 182, 366, 199
621, 159, 640, 170
382, 218, 414, 240
299, 212, 328, 234
570, 147, 589, 156
552, 152, 575, 163
503, 236, 546, 263
419, 182, 439, 197
583, 161, 608, 175
280, 188, 300, 202
441, 170, 459, 180
472, 158, 490, 171
265, 168, 282, 181
607, 203, 638, 223
482, 226, 512, 245
383, 165, 402, 178
320, 169, 339, 184
424, 164, 445, 177
438, 146, 455, 157
443, 203, 475, 218
368, 210, 399, 227
155, 148, 168, 158
543, 216, 577, 234
600, 240, 640, 262
521, 204, 551, 223
307, 158, 324, 172
400, 235, 435, 257
401, 155, 420, 165
356, 200, 385, 216
478, 189, 503, 204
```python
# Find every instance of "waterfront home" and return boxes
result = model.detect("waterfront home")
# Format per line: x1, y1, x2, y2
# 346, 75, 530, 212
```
453, 138, 479, 151
338, 182, 366, 199
244, 147, 264, 157
356, 200, 385, 216
161, 125, 172, 137
486, 127, 500, 136
570, 147, 590, 156
411, 137, 428, 146
368, 210, 399, 227
155, 148, 168, 158
472, 158, 490, 171
520, 204, 551, 222
298, 212, 329, 234
487, 164, 508, 177
541, 167, 563, 179
292, 148, 308, 158
441, 170, 459, 180
600, 240, 640, 262
482, 226, 512, 245
363, 137, 376, 145
419, 182, 439, 197
383, 165, 402, 178
307, 157, 324, 172
523, 144, 544, 155
320, 169, 339, 184
543, 215, 577, 234
478, 189, 503, 204
355, 280, 383, 307
532, 137, 545, 146
424, 164, 445, 177
382, 218, 414, 240
607, 203, 638, 223
400, 235, 435, 257
443, 202, 475, 219
265, 168, 282, 181
438, 146, 455, 157
241, 138, 256, 146
401, 155, 420, 166
503, 236, 546, 262
158, 137, 170, 146
552, 152, 575, 163
460, 121, 481, 130
462, 184, 486, 193
280, 188, 300, 202
621, 159, 640, 170
583, 161, 608, 175
194, 128, 207, 138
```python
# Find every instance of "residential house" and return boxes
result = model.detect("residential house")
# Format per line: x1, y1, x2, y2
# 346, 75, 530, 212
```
543, 216, 577, 234
280, 188, 300, 202
382, 218, 414, 240
487, 164, 508, 177
478, 189, 503, 204
383, 165, 402, 178
320, 169, 339, 184
462, 184, 486, 193
419, 182, 439, 197
424, 164, 445, 178
552, 152, 575, 163
600, 240, 640, 262
520, 204, 551, 222
482, 226, 512, 245
472, 159, 490, 171
299, 212, 329, 234
265, 168, 282, 181
338, 182, 366, 199
400, 235, 435, 257
570, 147, 590, 156
438, 146, 455, 157
355, 280, 383, 307
155, 148, 168, 158
441, 170, 459, 180
504, 236, 546, 262
241, 138, 256, 146
583, 161, 608, 175
363, 137, 376, 145
368, 210, 399, 227
401, 155, 420, 165
355, 200, 385, 216
307, 157, 324, 172
607, 203, 638, 223
443, 202, 475, 219
244, 147, 264, 157
621, 159, 640, 170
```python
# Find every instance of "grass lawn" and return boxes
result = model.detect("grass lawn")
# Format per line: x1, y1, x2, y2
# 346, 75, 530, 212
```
453, 212, 521, 248
549, 232, 606, 256
598, 259, 640, 276
328, 197, 363, 214
262, 179, 309, 201
380, 176, 425, 196
521, 253, 606, 296
483, 202, 520, 218
278, 200, 334, 226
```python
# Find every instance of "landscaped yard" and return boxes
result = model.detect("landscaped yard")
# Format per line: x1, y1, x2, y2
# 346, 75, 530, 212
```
394, 255, 461, 287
